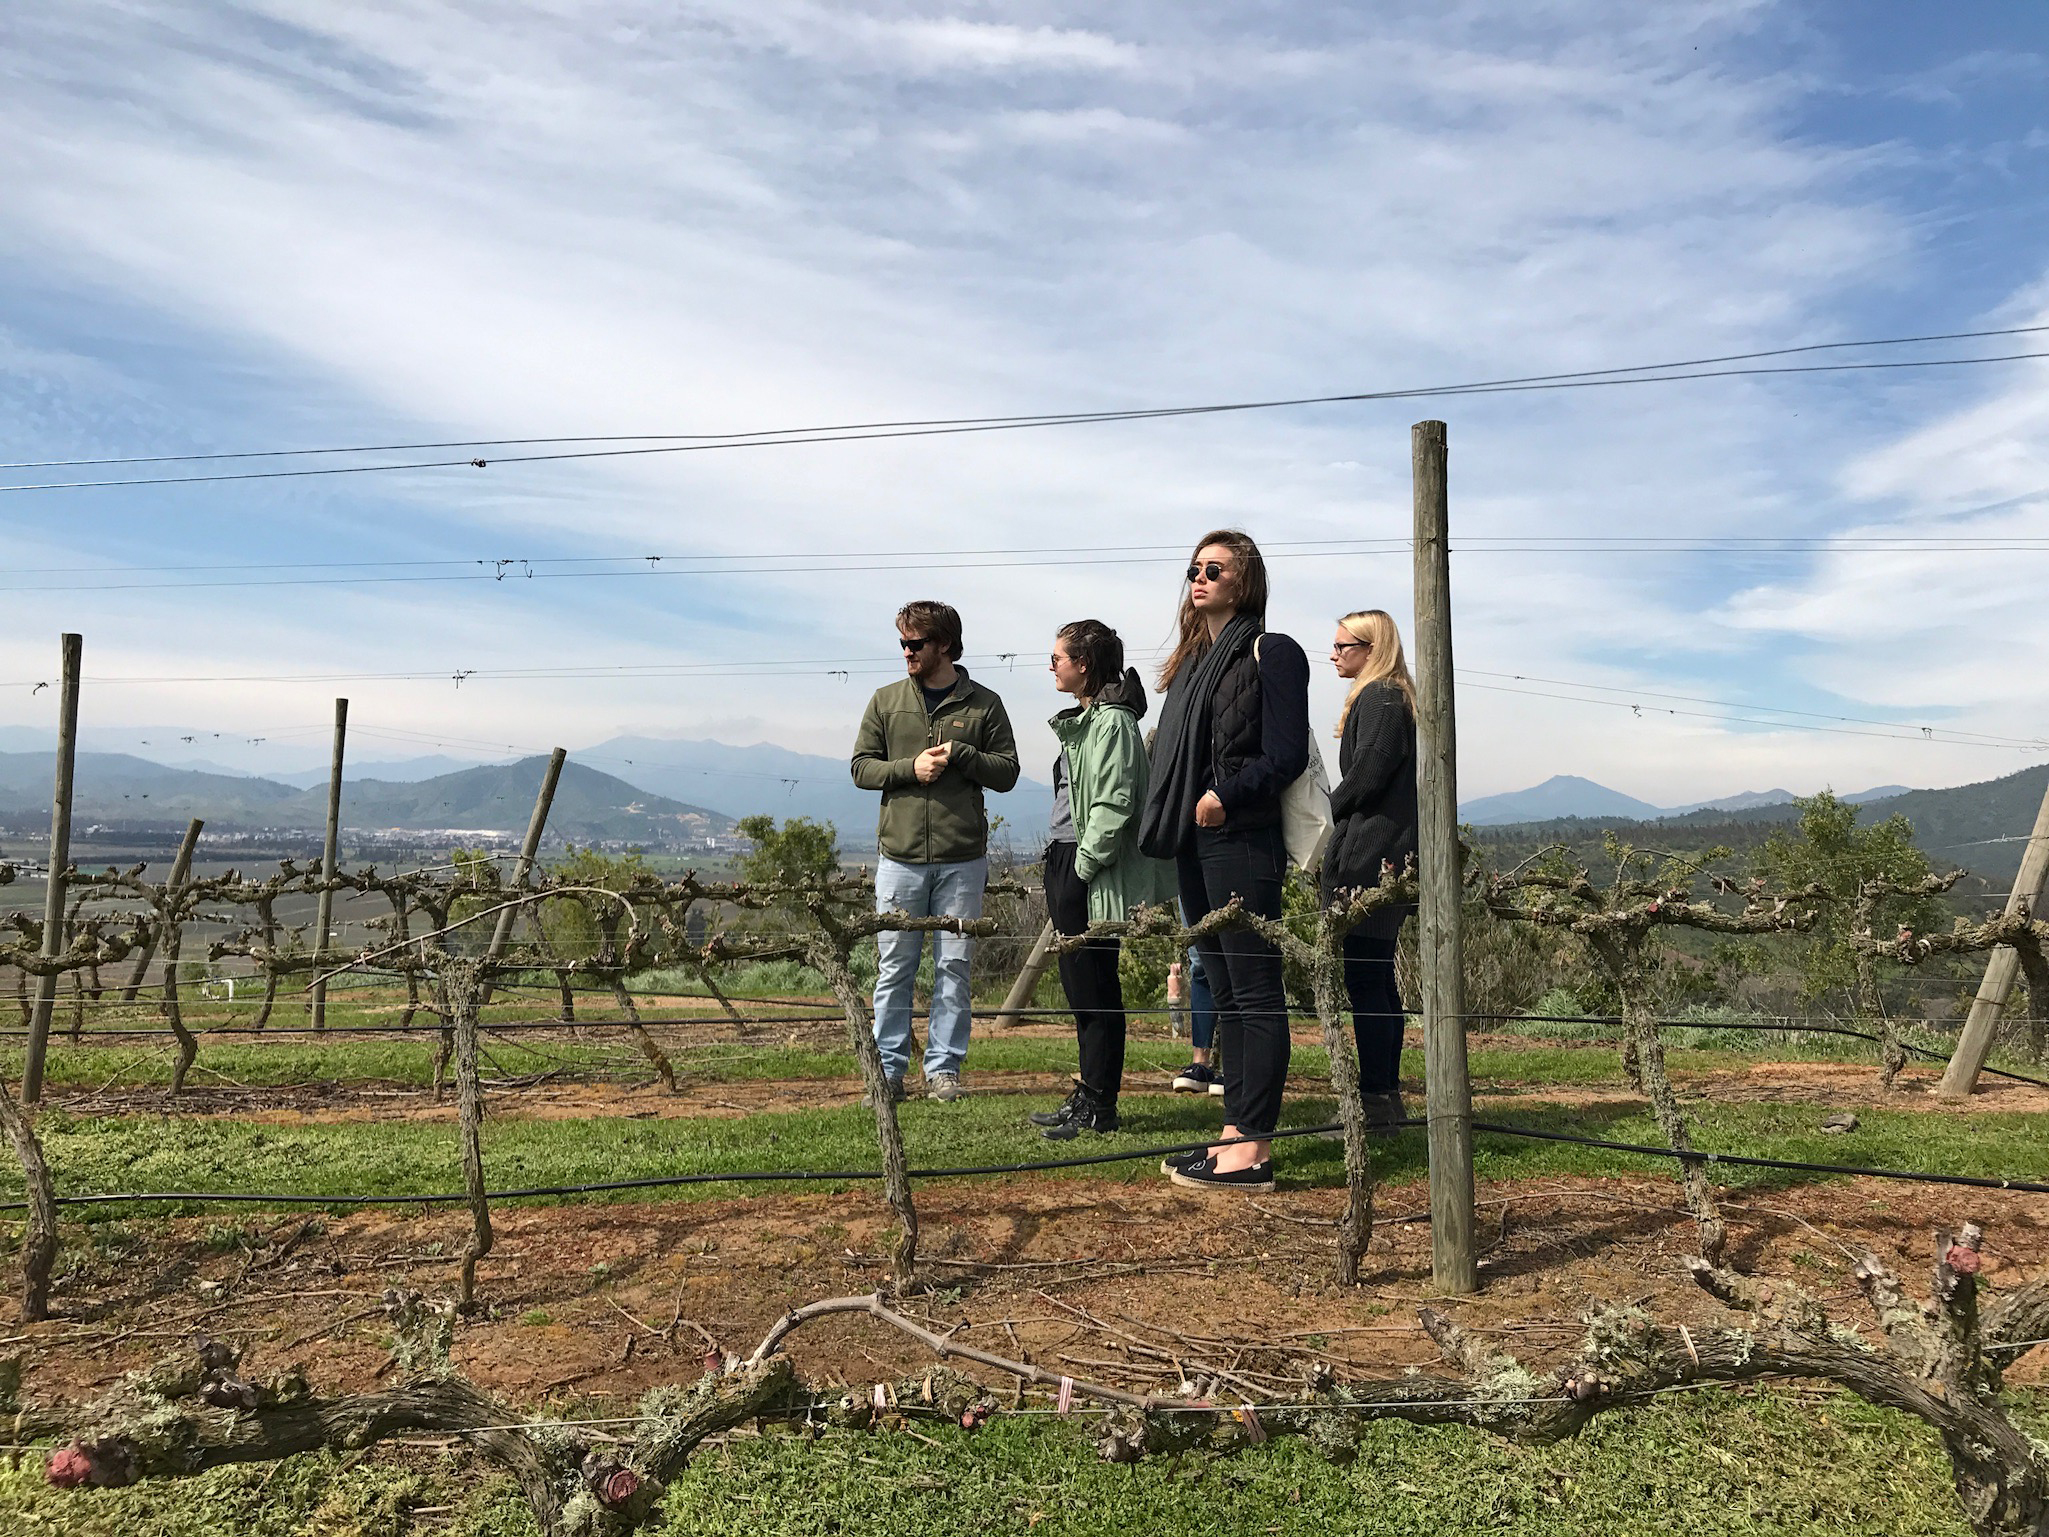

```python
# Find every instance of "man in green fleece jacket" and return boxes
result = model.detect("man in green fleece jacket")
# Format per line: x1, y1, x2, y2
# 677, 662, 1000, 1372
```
850, 600, 1020, 1102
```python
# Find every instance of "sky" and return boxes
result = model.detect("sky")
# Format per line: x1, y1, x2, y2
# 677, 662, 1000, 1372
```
2, 0, 2047, 810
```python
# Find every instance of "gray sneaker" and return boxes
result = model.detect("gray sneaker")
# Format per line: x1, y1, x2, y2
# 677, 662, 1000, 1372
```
871, 1076, 906, 1108
925, 1071, 966, 1103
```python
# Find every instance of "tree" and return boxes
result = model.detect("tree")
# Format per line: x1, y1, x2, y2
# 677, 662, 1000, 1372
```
733, 816, 840, 890
537, 845, 656, 962
1757, 792, 1945, 1010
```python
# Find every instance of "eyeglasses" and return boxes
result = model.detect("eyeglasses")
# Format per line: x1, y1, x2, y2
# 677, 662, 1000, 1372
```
900, 635, 934, 653
1186, 561, 1227, 582
1332, 640, 1371, 653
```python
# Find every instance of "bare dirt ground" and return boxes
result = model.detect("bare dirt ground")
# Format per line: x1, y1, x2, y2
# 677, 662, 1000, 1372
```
14, 1171, 2047, 1421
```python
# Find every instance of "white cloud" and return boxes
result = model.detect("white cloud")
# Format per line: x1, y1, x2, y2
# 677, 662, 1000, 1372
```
4, 1, 2042, 808
997, 107, 1185, 144
885, 18, 1139, 73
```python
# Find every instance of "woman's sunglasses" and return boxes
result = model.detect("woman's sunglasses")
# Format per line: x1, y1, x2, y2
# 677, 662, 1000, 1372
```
1186, 561, 1227, 582
1332, 639, 1371, 653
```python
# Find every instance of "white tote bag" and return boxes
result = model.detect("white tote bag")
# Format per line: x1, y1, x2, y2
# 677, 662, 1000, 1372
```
1256, 638, 1335, 873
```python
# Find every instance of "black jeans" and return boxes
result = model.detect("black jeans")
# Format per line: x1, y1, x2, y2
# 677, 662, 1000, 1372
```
1044, 841, 1126, 1103
1342, 929, 1404, 1095
1176, 823, 1288, 1139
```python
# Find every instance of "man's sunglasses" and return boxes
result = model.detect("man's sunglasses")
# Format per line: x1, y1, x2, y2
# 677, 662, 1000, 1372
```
1186, 561, 1227, 582
900, 635, 935, 653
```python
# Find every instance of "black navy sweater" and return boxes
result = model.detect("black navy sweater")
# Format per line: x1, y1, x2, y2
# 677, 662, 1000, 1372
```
1320, 679, 1418, 896
1204, 631, 1311, 830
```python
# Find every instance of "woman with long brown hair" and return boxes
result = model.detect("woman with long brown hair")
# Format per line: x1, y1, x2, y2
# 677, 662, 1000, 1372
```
1322, 609, 1418, 1129
1028, 618, 1167, 1141
1137, 529, 1310, 1193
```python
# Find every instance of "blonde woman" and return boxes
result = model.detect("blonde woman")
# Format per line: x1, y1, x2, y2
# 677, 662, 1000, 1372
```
1322, 609, 1418, 1130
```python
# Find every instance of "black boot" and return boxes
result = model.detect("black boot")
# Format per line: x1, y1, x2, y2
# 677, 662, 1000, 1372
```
1361, 1090, 1408, 1136
1041, 1086, 1119, 1141
1029, 1081, 1086, 1128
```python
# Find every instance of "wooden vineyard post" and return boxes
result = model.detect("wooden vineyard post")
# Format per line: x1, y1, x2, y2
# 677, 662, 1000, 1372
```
160, 819, 206, 1095
992, 919, 1057, 1026
1941, 777, 2049, 1098
479, 747, 566, 1008
120, 817, 204, 1002
441, 959, 493, 1311
309, 699, 347, 1030
24, 632, 82, 1105
1412, 421, 1476, 1293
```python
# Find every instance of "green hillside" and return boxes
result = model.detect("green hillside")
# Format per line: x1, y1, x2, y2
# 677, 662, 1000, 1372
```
1471, 761, 2049, 887
0, 752, 729, 844
276, 757, 732, 841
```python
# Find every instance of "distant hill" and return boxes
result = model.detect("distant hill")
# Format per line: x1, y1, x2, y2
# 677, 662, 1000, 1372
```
279, 758, 731, 843
1463, 776, 1916, 826
578, 735, 1053, 852
271, 755, 490, 789
1470, 762, 2049, 887
1462, 776, 1667, 825
0, 751, 299, 822
0, 751, 730, 846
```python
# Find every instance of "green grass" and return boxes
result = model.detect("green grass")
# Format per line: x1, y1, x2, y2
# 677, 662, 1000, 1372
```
0, 1028, 1896, 1094
5, 1088, 2044, 1219
0, 1388, 1985, 1535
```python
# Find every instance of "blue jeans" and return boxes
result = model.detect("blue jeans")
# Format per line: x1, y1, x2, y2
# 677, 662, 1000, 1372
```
873, 854, 988, 1082
1185, 944, 1217, 1051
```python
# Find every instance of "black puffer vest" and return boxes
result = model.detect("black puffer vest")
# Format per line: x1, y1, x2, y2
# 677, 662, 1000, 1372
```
1206, 649, 1280, 831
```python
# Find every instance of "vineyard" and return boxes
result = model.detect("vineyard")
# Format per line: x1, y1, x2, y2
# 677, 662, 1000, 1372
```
3, 788, 2049, 1537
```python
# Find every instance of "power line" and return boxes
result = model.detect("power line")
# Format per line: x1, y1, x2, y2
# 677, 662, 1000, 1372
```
1453, 681, 2049, 752
14, 536, 2049, 597
0, 539, 1404, 594
7, 322, 2046, 472
1462, 670, 2049, 751
6, 335, 2049, 495
4, 640, 2039, 757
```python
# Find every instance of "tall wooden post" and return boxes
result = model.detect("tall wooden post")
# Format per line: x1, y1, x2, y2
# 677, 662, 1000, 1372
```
480, 748, 567, 1007
24, 633, 83, 1104
121, 817, 205, 1001
1412, 421, 1477, 1293
992, 920, 1058, 1027
1940, 778, 2049, 1098
309, 699, 347, 1029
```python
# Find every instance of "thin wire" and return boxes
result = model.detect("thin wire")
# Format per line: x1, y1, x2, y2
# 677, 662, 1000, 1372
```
6, 651, 2043, 760
14, 534, 2049, 596
7, 321, 2046, 472
0, 541, 1402, 593
1462, 670, 2049, 750
12, 1117, 2049, 1211
1461, 679, 2049, 750
8, 346, 2049, 495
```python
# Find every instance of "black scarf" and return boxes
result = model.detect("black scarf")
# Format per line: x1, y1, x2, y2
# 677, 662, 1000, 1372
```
1137, 614, 1260, 860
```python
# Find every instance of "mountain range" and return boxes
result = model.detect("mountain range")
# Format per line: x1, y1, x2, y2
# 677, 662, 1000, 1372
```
0, 753, 730, 846
572, 736, 1054, 851
1460, 774, 1912, 826
3, 728, 2039, 877
1466, 763, 2049, 886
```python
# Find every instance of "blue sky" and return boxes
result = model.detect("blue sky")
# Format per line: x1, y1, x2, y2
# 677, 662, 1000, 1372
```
2, 1, 2046, 804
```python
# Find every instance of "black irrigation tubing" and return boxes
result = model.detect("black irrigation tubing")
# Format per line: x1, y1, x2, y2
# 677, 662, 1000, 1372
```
14, 1007, 2049, 1089
10, 1117, 2049, 1213
1449, 1012, 2049, 1091
1466, 1120, 2049, 1196
0, 1014, 858, 1038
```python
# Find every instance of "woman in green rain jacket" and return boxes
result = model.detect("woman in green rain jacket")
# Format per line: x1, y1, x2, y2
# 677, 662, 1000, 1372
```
1028, 621, 1175, 1141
